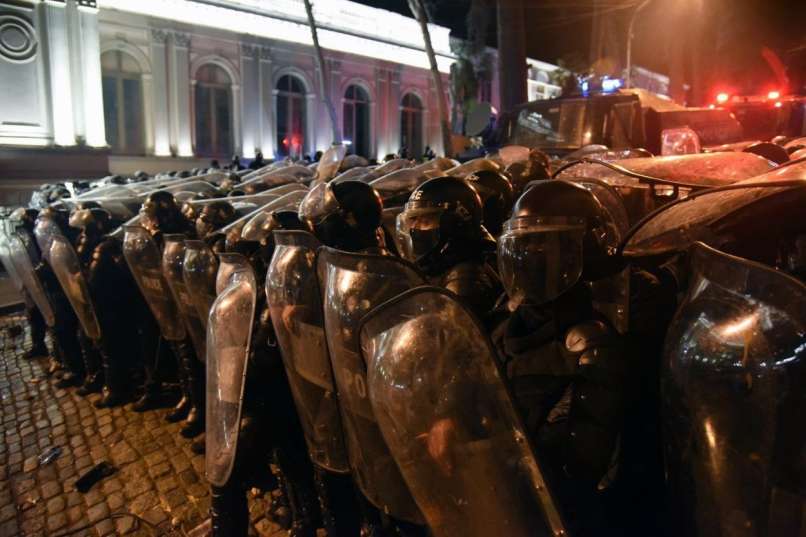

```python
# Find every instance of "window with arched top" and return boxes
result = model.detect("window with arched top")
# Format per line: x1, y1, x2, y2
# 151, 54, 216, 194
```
343, 84, 370, 157
194, 64, 233, 157
276, 74, 306, 158
400, 93, 423, 159
101, 50, 145, 155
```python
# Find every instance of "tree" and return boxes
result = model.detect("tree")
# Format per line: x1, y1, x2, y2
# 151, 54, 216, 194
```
408, 0, 453, 157
303, 0, 341, 144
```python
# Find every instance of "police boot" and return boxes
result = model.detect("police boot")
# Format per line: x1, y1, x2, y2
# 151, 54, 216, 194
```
24, 305, 48, 360
180, 346, 205, 439
76, 337, 103, 396
273, 447, 319, 537
166, 342, 191, 422
94, 348, 126, 408
54, 325, 84, 384
210, 483, 249, 537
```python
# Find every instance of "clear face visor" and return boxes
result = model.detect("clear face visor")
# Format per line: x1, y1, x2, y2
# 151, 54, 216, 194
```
497, 216, 586, 307
395, 207, 443, 262
298, 182, 338, 227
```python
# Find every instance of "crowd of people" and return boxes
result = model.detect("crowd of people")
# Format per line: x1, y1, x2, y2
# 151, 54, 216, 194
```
3, 138, 805, 536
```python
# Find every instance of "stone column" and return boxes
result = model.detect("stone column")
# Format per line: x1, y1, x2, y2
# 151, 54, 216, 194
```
168, 31, 192, 157
271, 88, 279, 155
258, 47, 273, 156
305, 93, 316, 157
389, 69, 402, 155
149, 29, 170, 156
75, 1, 105, 147
239, 44, 258, 158
42, 0, 76, 145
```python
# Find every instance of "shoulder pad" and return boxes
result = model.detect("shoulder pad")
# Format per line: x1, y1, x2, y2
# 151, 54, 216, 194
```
564, 320, 613, 353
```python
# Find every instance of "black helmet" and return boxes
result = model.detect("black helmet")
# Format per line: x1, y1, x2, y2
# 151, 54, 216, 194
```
10, 208, 39, 232
140, 191, 188, 236
46, 186, 71, 203
465, 170, 514, 236
299, 180, 383, 251
72, 208, 113, 262
107, 175, 126, 185
497, 180, 618, 307
505, 150, 551, 197
195, 200, 237, 240
396, 176, 493, 275
228, 209, 306, 279
743, 142, 789, 165
177, 170, 192, 179
132, 170, 149, 182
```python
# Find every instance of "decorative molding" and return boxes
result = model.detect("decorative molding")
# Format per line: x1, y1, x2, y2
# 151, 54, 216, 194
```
0, 12, 37, 63
150, 28, 169, 44
258, 46, 272, 61
172, 32, 191, 48
77, 0, 97, 8
240, 43, 257, 59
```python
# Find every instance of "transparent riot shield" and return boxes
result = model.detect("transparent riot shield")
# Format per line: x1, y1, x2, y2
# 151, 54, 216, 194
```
33, 216, 62, 264
662, 242, 806, 536
317, 248, 426, 523
266, 230, 349, 473
182, 240, 218, 331
49, 234, 101, 340
0, 229, 24, 294
8, 232, 56, 327
205, 254, 257, 487
122, 226, 186, 341
314, 144, 347, 182
162, 235, 206, 359
360, 287, 567, 537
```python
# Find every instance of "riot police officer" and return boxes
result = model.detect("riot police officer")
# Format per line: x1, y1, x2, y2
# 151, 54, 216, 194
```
464, 169, 514, 237
396, 177, 502, 318
210, 208, 321, 537
491, 179, 631, 535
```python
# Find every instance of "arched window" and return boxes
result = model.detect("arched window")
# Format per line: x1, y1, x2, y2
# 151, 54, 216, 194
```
194, 64, 233, 157
101, 50, 145, 155
400, 93, 423, 159
343, 85, 370, 157
276, 75, 306, 158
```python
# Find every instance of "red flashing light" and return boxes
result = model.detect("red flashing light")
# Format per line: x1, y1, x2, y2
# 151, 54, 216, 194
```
716, 92, 729, 104
774, 101, 783, 108
767, 90, 781, 100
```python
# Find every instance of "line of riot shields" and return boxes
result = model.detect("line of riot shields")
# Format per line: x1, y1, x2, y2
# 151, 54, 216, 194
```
4, 145, 805, 537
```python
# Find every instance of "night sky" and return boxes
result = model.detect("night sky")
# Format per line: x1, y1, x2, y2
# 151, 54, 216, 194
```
355, 0, 806, 94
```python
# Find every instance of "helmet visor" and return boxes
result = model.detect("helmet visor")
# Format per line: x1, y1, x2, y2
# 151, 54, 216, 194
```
395, 207, 443, 262
298, 182, 338, 226
497, 216, 585, 306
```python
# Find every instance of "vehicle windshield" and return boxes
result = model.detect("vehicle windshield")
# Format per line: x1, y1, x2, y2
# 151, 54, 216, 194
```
510, 100, 588, 149
623, 159, 806, 256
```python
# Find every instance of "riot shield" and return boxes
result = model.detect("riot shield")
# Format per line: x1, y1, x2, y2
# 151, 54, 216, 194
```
182, 240, 218, 330
360, 287, 567, 537
162, 235, 206, 359
122, 226, 186, 341
314, 145, 347, 182
49, 233, 101, 340
0, 227, 25, 294
317, 248, 426, 523
33, 216, 62, 264
266, 230, 349, 473
8, 232, 56, 327
205, 254, 257, 487
663, 242, 806, 536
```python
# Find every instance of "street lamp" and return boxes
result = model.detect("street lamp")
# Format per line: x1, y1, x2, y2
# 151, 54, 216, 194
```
625, 0, 653, 89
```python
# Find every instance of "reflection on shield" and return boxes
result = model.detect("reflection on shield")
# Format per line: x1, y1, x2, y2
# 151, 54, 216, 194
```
0, 229, 24, 293
663, 242, 806, 536
360, 287, 566, 537
317, 247, 426, 524
8, 231, 56, 327
49, 234, 102, 340
266, 230, 349, 473
162, 235, 207, 360
123, 226, 186, 341
205, 254, 256, 487
182, 241, 219, 333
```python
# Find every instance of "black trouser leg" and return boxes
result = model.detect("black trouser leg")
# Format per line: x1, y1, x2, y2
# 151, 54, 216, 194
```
54, 316, 84, 379
173, 339, 203, 437
76, 330, 103, 394
313, 470, 363, 537
211, 482, 249, 537
94, 334, 127, 408
25, 303, 48, 356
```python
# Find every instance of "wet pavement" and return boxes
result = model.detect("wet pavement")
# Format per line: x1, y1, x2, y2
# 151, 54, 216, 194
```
0, 314, 283, 537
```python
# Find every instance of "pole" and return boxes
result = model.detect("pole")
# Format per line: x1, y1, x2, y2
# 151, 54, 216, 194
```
625, 0, 652, 89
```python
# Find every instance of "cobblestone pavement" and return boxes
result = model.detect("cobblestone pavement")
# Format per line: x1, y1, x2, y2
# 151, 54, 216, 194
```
0, 315, 284, 537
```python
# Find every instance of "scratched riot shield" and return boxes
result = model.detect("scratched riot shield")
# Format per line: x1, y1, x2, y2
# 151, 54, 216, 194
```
182, 240, 218, 331
122, 226, 186, 341
360, 287, 568, 537
0, 228, 24, 294
162, 235, 206, 359
266, 230, 349, 473
663, 242, 806, 537
8, 231, 56, 326
317, 247, 426, 523
48, 233, 101, 340
205, 253, 257, 486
